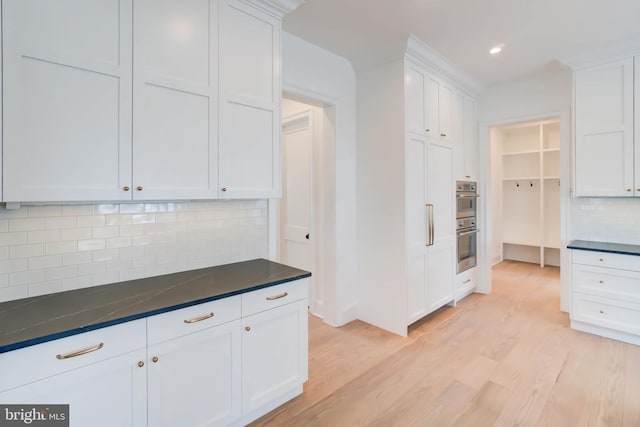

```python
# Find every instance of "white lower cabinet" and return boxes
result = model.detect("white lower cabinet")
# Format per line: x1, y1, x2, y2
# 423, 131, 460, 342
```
571, 250, 640, 345
0, 279, 308, 426
455, 267, 476, 301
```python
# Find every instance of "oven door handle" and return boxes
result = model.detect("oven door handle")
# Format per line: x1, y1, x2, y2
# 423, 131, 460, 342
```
457, 229, 480, 237
456, 194, 480, 198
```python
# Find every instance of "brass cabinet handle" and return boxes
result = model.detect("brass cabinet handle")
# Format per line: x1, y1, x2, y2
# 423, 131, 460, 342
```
266, 292, 288, 301
138, 361, 145, 368
56, 342, 104, 360
152, 356, 159, 363
426, 204, 434, 246
245, 326, 251, 332
599, 280, 604, 284
425, 129, 430, 132
123, 186, 130, 191
184, 312, 214, 324
136, 186, 143, 191
440, 133, 447, 137
627, 189, 632, 192
463, 279, 471, 284
221, 187, 228, 192
599, 310, 604, 314
599, 258, 604, 262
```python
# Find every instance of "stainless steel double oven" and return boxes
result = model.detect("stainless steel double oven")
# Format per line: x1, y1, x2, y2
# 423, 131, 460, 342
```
456, 181, 479, 273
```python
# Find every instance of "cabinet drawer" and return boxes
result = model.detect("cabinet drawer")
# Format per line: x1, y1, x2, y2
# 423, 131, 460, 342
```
242, 279, 308, 317
572, 264, 640, 303
147, 296, 241, 345
572, 250, 640, 271
572, 293, 640, 336
0, 319, 146, 393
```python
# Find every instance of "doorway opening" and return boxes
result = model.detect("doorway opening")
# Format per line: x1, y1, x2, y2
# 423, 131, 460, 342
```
272, 97, 333, 319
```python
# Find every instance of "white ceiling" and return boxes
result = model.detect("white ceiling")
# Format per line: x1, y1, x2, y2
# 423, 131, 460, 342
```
283, 0, 640, 88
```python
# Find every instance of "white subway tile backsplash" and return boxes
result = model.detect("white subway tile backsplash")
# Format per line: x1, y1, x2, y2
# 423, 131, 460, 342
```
10, 270, 45, 286
78, 239, 107, 252
45, 216, 78, 230
46, 241, 78, 255
28, 255, 62, 270
45, 266, 77, 281
28, 280, 63, 297
63, 252, 93, 266
9, 218, 45, 232
106, 215, 132, 226
27, 205, 62, 217
0, 259, 28, 274
62, 205, 93, 216
61, 228, 92, 241
0, 200, 267, 302
571, 198, 640, 244
106, 236, 132, 249
10, 244, 45, 259
27, 230, 61, 244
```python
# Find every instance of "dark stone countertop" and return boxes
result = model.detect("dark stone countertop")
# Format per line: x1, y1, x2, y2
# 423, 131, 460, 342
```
0, 259, 311, 354
567, 240, 640, 257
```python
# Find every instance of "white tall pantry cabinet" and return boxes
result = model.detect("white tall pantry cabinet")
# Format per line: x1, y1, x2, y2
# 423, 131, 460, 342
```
357, 37, 478, 336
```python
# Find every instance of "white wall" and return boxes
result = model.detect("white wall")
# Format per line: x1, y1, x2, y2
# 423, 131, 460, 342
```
281, 32, 358, 326
0, 201, 267, 302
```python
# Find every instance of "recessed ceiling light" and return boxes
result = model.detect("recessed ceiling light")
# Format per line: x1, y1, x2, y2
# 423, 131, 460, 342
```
489, 46, 503, 55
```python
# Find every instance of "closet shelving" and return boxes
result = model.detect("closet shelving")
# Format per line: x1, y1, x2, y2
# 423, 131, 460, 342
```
501, 119, 560, 267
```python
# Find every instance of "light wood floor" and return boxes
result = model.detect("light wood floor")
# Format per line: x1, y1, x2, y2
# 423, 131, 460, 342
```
250, 261, 640, 426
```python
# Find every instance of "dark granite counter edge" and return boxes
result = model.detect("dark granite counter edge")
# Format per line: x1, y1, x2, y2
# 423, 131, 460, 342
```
0, 271, 311, 354
567, 240, 640, 257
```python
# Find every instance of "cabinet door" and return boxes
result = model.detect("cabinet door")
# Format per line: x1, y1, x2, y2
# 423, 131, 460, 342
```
242, 299, 308, 415
452, 92, 465, 179
438, 83, 453, 140
132, 0, 219, 200
424, 76, 440, 138
463, 97, 478, 180
406, 65, 426, 135
406, 134, 428, 323
219, 0, 281, 198
635, 56, 640, 195
426, 141, 455, 313
0, 349, 147, 427
575, 58, 634, 196
147, 320, 242, 427
2, 0, 132, 202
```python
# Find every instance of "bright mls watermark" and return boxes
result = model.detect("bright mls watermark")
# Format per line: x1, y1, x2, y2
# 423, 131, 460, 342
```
0, 405, 68, 426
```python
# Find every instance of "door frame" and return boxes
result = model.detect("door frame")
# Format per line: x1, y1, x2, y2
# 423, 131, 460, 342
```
278, 110, 317, 314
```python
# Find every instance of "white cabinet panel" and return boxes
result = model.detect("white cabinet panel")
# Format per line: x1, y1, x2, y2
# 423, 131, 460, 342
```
438, 84, 452, 139
574, 58, 634, 196
219, 0, 280, 198
425, 76, 439, 138
406, 67, 426, 135
462, 97, 478, 180
133, 0, 218, 200
148, 319, 242, 427
2, 0, 132, 202
242, 299, 308, 415
0, 349, 147, 427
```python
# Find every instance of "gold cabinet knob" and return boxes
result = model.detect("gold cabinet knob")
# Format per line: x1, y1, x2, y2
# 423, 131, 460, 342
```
152, 356, 159, 363
221, 187, 228, 192
440, 133, 447, 137
599, 280, 604, 284
138, 361, 144, 368
425, 129, 430, 132
123, 186, 130, 191
136, 186, 143, 191
245, 326, 251, 332
599, 310, 604, 314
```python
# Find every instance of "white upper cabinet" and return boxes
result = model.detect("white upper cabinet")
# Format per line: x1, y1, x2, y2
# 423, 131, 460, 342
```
219, 0, 281, 199
462, 97, 478, 180
2, 0, 133, 202
2, 0, 286, 202
438, 83, 452, 139
406, 66, 426, 135
132, 0, 219, 200
574, 58, 634, 196
406, 66, 454, 142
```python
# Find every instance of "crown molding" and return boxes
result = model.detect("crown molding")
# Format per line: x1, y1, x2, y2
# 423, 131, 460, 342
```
240, 0, 305, 18
561, 37, 640, 70
405, 34, 484, 96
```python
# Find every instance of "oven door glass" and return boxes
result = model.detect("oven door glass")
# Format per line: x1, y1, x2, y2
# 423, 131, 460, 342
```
457, 231, 477, 273
456, 197, 477, 218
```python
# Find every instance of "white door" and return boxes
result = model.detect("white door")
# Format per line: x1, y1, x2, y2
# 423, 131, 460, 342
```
281, 114, 314, 300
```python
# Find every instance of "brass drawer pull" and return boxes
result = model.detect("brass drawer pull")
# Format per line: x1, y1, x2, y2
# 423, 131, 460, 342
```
266, 292, 288, 301
463, 279, 471, 284
184, 312, 214, 324
56, 342, 104, 360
